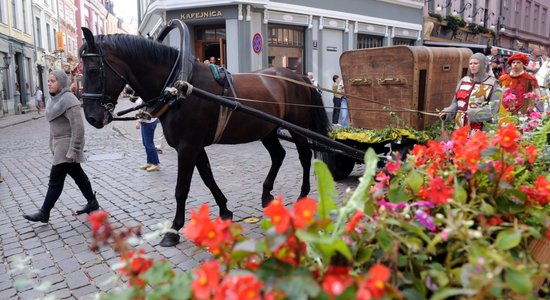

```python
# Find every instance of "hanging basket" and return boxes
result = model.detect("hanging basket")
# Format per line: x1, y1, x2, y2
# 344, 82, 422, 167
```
529, 237, 550, 290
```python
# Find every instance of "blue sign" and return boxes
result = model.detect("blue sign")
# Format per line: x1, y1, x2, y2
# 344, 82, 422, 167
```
252, 33, 263, 54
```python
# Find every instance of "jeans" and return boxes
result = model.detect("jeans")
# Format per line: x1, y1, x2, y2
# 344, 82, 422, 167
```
332, 97, 342, 124
141, 120, 160, 165
340, 97, 348, 126
42, 162, 95, 211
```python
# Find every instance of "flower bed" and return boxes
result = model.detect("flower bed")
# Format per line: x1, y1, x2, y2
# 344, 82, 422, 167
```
90, 114, 550, 299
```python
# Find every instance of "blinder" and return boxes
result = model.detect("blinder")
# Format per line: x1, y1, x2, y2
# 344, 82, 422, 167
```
81, 46, 129, 112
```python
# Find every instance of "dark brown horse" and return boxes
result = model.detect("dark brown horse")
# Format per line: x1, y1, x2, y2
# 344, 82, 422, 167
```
79, 27, 330, 246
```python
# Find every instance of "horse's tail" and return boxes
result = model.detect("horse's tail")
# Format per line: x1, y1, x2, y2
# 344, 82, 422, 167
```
303, 77, 330, 136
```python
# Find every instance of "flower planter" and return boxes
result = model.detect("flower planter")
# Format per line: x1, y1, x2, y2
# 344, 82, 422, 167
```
529, 237, 550, 290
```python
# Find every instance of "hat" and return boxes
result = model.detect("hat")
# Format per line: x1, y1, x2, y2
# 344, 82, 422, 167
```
506, 52, 529, 65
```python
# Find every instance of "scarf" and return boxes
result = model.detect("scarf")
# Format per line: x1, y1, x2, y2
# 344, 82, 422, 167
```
45, 70, 80, 121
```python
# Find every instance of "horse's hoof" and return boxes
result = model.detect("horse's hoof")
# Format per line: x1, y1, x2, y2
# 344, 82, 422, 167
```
220, 211, 233, 220
159, 232, 180, 247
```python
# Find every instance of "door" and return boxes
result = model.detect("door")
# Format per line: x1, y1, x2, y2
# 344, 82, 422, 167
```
194, 25, 226, 66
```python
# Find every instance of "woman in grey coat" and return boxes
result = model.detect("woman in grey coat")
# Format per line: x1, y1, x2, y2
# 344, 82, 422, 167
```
23, 70, 99, 222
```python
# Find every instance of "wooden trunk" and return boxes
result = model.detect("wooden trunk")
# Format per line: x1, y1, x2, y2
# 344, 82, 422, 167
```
340, 46, 472, 130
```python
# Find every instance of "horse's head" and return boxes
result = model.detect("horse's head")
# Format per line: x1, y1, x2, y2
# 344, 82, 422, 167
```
80, 27, 127, 128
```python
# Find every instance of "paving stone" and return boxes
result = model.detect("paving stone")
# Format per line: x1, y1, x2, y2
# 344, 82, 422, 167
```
50, 288, 72, 299
57, 258, 81, 273
72, 284, 98, 299
0, 288, 17, 298
65, 270, 92, 289
19, 289, 43, 300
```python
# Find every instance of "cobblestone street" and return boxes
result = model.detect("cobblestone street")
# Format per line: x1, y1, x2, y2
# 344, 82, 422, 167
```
0, 98, 364, 299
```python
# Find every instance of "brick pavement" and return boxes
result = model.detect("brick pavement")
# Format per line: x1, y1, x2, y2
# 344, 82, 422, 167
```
0, 98, 363, 299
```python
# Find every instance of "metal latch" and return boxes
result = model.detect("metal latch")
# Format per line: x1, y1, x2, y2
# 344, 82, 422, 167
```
349, 78, 373, 86
377, 77, 405, 85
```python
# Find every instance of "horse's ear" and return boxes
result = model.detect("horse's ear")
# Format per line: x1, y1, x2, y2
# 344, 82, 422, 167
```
82, 27, 96, 50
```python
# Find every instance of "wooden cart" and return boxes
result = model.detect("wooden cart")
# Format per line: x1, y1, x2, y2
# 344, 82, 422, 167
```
320, 45, 473, 179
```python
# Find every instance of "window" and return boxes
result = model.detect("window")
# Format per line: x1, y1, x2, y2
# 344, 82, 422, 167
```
393, 38, 415, 46
268, 25, 304, 74
357, 34, 383, 49
515, 1, 520, 27
196, 27, 226, 40
0, 0, 5, 23
524, 1, 531, 30
11, 0, 18, 28
543, 8, 547, 37
22, 0, 29, 33
36, 17, 42, 48
46, 23, 52, 51
533, 4, 539, 34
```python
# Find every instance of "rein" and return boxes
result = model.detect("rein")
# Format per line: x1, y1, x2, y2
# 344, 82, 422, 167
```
237, 73, 440, 118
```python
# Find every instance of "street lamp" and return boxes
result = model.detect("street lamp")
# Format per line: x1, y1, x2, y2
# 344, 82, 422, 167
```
467, 7, 484, 23
435, 0, 452, 13
0, 55, 10, 70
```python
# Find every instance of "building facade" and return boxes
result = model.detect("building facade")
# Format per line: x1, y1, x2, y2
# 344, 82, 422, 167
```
139, 0, 424, 107
423, 0, 550, 53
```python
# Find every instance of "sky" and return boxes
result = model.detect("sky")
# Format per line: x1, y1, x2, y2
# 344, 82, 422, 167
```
113, 0, 139, 33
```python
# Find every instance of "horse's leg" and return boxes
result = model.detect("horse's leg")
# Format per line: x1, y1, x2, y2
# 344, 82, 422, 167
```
159, 147, 200, 247
289, 133, 313, 200
195, 149, 233, 220
260, 131, 286, 207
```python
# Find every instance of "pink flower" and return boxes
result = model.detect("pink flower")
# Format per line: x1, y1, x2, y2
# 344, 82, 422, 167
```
415, 209, 436, 232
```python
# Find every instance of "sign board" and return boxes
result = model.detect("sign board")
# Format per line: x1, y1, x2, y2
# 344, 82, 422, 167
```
252, 33, 263, 54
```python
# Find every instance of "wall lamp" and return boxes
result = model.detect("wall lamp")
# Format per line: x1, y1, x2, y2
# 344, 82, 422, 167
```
452, 2, 471, 16
0, 55, 10, 70
467, 7, 484, 23
435, 0, 452, 12
481, 12, 495, 27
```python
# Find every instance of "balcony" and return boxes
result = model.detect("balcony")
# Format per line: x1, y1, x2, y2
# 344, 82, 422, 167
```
423, 14, 494, 46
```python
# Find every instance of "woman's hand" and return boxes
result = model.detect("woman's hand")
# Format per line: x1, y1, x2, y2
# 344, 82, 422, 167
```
438, 111, 448, 120
135, 121, 141, 130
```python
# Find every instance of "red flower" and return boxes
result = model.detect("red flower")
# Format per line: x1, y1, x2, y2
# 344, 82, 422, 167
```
521, 176, 550, 206
411, 144, 428, 166
492, 123, 521, 153
214, 275, 263, 300
525, 144, 538, 164
385, 160, 401, 174
322, 266, 353, 298
358, 264, 391, 299
292, 198, 317, 229
264, 196, 291, 233
88, 210, 109, 235
191, 260, 220, 300
118, 249, 154, 288
424, 176, 454, 205
345, 209, 365, 233
183, 204, 212, 242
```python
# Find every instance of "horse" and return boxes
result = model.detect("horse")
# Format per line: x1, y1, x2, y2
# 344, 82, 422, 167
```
79, 26, 330, 247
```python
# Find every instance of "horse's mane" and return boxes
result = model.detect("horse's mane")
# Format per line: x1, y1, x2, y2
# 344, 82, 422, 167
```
79, 34, 179, 66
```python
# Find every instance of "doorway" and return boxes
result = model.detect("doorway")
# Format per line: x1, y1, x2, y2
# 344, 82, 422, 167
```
195, 25, 226, 67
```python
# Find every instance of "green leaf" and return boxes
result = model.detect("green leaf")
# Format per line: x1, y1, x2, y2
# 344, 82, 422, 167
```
274, 271, 321, 300
430, 288, 477, 300
313, 160, 337, 225
377, 229, 393, 252
147, 273, 193, 300
296, 231, 352, 261
355, 246, 374, 266
480, 200, 496, 216
453, 181, 467, 203
402, 288, 426, 300
406, 170, 424, 194
505, 269, 532, 295
495, 230, 522, 251
257, 258, 293, 283
141, 260, 175, 286
101, 288, 137, 300
388, 184, 410, 203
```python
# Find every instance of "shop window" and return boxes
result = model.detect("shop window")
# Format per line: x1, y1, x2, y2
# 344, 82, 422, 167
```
357, 34, 383, 49
393, 38, 415, 46
196, 26, 226, 40
268, 25, 304, 74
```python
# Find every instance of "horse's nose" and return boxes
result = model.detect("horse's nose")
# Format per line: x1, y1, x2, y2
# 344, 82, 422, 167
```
86, 116, 103, 129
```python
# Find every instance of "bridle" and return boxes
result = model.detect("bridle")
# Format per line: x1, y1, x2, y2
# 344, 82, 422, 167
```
81, 45, 129, 112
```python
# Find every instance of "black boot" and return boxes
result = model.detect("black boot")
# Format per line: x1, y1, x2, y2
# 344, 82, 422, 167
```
23, 209, 50, 223
76, 192, 99, 215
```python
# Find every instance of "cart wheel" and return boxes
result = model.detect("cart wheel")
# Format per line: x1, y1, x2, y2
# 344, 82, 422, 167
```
315, 151, 355, 180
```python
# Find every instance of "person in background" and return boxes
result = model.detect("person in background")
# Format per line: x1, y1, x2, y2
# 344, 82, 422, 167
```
209, 56, 217, 65
439, 53, 501, 131
134, 95, 161, 172
526, 48, 543, 75
498, 52, 543, 122
23, 70, 99, 223
204, 59, 210, 64
35, 86, 43, 114
307, 72, 322, 95
332, 75, 344, 125
487, 47, 504, 78
339, 80, 349, 127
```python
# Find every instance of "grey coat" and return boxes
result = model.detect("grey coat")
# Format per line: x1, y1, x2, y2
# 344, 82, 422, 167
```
49, 105, 86, 165
45, 70, 86, 165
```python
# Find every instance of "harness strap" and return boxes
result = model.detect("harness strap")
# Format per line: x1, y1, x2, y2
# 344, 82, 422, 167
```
212, 106, 234, 144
